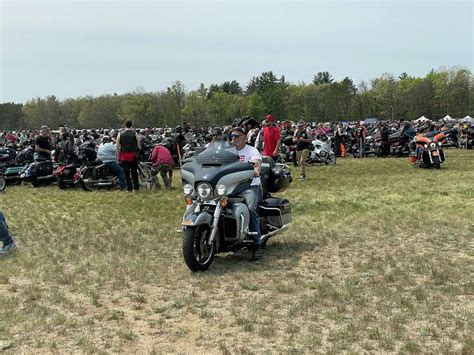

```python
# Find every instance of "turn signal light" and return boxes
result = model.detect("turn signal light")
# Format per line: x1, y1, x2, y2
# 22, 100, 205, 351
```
185, 197, 193, 205
219, 197, 228, 208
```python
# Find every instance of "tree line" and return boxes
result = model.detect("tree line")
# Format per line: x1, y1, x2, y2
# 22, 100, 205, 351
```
0, 67, 472, 131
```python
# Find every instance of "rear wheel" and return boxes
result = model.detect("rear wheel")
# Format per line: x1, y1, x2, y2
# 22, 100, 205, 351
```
57, 176, 66, 189
182, 226, 216, 271
82, 180, 96, 191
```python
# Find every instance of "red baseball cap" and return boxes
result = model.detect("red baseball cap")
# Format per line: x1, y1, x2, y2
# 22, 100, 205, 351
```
266, 114, 275, 122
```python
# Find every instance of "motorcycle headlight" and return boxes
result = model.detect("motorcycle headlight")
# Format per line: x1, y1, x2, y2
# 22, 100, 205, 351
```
424, 144, 428, 148
197, 182, 213, 199
183, 184, 193, 196
216, 184, 227, 196
438, 142, 443, 146
430, 142, 436, 148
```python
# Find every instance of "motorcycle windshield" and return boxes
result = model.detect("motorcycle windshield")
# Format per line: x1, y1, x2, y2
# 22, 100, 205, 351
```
181, 141, 254, 188
196, 141, 239, 165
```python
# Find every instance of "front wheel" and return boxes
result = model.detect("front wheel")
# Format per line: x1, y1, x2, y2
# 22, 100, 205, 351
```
0, 176, 5, 192
433, 156, 441, 169
30, 176, 40, 187
326, 154, 336, 166
182, 226, 216, 271
138, 165, 153, 186
82, 179, 97, 191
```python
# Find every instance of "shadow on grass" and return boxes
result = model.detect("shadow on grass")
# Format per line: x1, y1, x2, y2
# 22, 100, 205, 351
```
201, 238, 320, 275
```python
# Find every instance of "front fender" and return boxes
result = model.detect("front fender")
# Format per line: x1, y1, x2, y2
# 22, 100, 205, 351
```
182, 211, 213, 227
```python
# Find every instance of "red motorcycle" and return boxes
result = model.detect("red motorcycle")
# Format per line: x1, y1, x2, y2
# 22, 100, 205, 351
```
412, 131, 446, 169
53, 164, 81, 189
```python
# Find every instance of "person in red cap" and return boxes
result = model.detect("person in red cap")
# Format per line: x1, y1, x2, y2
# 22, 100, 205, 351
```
262, 114, 281, 160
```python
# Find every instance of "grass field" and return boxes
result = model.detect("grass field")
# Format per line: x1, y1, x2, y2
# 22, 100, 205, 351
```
0, 149, 473, 353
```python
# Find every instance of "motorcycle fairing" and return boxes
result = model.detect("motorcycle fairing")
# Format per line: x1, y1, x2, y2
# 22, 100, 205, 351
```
182, 211, 213, 227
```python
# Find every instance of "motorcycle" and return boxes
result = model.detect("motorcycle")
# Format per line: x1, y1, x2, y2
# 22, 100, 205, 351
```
179, 142, 293, 271
442, 127, 458, 148
458, 126, 474, 149
307, 136, 336, 165
20, 149, 58, 187
54, 163, 81, 189
412, 131, 446, 169
79, 159, 119, 191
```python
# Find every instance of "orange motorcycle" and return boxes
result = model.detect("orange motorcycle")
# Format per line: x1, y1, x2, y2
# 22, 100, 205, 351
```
412, 131, 446, 169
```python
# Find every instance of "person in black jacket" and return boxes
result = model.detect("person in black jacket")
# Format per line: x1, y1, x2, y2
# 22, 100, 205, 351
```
116, 119, 141, 192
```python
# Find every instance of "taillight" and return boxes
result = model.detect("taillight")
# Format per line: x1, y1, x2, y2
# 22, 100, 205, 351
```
54, 166, 65, 176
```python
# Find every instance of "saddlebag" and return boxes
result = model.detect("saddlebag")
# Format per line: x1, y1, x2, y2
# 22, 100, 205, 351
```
4, 166, 23, 183
259, 197, 292, 228
260, 157, 292, 196
29, 161, 54, 177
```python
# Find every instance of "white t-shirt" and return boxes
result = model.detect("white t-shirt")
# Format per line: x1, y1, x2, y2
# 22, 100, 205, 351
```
227, 144, 262, 186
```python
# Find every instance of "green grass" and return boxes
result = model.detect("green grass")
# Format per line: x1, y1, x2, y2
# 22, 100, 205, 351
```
0, 149, 473, 353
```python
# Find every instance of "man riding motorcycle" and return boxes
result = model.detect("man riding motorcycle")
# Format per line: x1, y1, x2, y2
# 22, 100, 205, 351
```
226, 126, 263, 260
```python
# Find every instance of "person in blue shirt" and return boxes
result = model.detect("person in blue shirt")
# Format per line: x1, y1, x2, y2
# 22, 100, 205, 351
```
97, 136, 127, 190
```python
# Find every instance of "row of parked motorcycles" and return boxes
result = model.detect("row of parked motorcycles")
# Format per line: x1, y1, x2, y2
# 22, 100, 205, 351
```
0, 142, 154, 192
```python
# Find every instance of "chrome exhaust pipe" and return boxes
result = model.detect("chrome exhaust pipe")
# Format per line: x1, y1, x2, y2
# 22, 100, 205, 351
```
261, 224, 289, 242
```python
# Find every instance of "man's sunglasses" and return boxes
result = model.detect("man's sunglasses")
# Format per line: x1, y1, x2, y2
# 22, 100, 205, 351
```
231, 134, 244, 139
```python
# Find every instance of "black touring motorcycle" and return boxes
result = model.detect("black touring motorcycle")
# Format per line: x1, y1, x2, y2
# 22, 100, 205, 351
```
179, 142, 293, 271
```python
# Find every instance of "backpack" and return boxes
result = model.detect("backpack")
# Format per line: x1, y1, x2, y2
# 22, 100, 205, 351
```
59, 139, 76, 162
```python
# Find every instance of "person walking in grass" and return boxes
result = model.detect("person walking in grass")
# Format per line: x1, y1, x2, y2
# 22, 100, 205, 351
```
0, 212, 16, 255
116, 119, 141, 192
262, 114, 281, 161
293, 120, 312, 181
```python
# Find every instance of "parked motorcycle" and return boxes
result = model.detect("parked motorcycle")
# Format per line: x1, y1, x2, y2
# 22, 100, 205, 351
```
54, 163, 81, 189
179, 142, 292, 271
21, 159, 58, 187
307, 136, 336, 165
458, 126, 474, 149
79, 160, 119, 191
412, 131, 446, 169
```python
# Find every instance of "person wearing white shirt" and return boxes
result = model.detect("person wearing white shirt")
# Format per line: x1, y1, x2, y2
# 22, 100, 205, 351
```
97, 136, 126, 190
226, 127, 263, 260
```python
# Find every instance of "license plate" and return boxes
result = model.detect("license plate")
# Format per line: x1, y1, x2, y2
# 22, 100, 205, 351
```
432, 151, 439, 157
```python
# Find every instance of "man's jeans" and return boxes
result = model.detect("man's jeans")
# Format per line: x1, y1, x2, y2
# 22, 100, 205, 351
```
242, 186, 262, 248
152, 163, 171, 188
105, 161, 126, 189
0, 212, 14, 246
33, 152, 50, 161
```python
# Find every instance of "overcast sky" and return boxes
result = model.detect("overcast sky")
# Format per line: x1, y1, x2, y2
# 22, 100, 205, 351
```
1, 0, 472, 103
